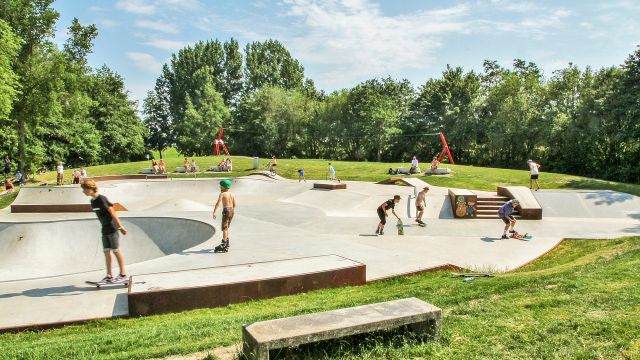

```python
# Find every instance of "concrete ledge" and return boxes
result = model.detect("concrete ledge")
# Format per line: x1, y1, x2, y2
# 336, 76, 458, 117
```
313, 182, 347, 190
140, 168, 154, 174
448, 188, 477, 218
175, 166, 200, 173
497, 186, 542, 220
91, 174, 167, 181
242, 297, 441, 360
128, 255, 366, 316
208, 165, 231, 172
424, 168, 451, 175
11, 203, 127, 213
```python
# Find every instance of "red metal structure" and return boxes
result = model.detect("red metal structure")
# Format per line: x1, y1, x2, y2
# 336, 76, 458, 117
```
437, 131, 454, 164
214, 128, 230, 157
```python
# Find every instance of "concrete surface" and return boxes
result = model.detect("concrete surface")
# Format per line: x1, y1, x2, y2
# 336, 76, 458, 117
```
0, 175, 638, 330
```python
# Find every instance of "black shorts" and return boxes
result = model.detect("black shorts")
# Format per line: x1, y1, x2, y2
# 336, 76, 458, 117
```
416, 205, 425, 212
377, 207, 387, 225
102, 231, 120, 251
530, 174, 539, 180
499, 214, 515, 224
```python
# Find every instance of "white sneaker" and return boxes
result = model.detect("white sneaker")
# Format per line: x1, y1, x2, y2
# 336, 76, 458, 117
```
100, 276, 114, 284
114, 274, 129, 283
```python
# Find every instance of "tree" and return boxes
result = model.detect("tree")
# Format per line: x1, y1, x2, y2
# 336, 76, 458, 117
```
0, 19, 20, 120
222, 38, 243, 107
63, 17, 97, 65
143, 67, 173, 159
244, 39, 305, 93
0, 0, 59, 171
174, 69, 230, 156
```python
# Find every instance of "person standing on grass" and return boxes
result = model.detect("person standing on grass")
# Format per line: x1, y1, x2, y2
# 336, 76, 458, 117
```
3, 157, 10, 178
376, 195, 401, 235
498, 198, 520, 239
81, 179, 128, 283
528, 159, 541, 191
415, 186, 429, 226
56, 162, 64, 185
213, 179, 236, 252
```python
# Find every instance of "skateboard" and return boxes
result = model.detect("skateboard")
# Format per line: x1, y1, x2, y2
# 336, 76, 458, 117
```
86, 279, 129, 288
397, 219, 404, 235
416, 222, 426, 227
510, 232, 533, 240
451, 272, 494, 278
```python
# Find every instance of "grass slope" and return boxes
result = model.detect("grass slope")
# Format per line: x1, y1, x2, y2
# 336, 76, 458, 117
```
1, 237, 638, 360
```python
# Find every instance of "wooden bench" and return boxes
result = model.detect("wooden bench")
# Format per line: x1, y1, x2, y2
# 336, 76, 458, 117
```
242, 297, 441, 360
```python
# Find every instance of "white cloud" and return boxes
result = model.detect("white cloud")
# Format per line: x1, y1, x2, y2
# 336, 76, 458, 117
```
126, 52, 162, 73
144, 38, 189, 50
96, 19, 119, 29
135, 20, 179, 34
116, 0, 156, 15
281, 0, 470, 87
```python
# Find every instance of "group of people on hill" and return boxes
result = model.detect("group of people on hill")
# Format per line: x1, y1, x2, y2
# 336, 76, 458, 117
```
151, 159, 166, 174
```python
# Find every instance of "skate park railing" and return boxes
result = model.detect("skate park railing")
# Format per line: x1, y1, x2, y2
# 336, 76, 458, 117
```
448, 188, 477, 218
497, 186, 542, 220
242, 297, 441, 360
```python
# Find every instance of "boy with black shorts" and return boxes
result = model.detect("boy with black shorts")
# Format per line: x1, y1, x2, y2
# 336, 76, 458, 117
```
528, 159, 541, 191
376, 195, 401, 235
81, 179, 128, 283
213, 179, 236, 252
498, 198, 520, 239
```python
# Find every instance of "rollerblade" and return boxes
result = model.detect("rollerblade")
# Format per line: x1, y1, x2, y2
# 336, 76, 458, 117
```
214, 239, 229, 253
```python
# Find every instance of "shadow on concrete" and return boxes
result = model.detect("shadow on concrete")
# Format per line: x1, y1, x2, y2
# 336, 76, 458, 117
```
623, 212, 640, 234
438, 200, 453, 219
481, 236, 501, 243
585, 191, 633, 205
0, 284, 92, 299
112, 293, 129, 316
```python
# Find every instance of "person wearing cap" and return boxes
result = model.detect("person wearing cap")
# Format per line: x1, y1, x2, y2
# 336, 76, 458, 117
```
81, 179, 128, 284
415, 186, 429, 226
212, 179, 236, 252
527, 159, 541, 191
376, 195, 401, 235
498, 198, 520, 239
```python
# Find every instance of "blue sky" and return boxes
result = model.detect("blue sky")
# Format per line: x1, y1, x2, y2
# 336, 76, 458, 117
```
52, 0, 640, 108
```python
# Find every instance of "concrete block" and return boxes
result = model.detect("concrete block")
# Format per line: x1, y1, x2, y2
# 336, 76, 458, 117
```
242, 297, 441, 360
313, 182, 347, 190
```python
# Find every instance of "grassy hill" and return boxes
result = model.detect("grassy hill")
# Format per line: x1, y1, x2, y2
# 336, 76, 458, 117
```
0, 237, 638, 359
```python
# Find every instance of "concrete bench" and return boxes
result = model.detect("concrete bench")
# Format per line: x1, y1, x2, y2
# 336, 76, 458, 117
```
424, 168, 451, 175
208, 165, 230, 172
242, 297, 441, 360
140, 168, 154, 174
313, 182, 347, 190
175, 166, 200, 173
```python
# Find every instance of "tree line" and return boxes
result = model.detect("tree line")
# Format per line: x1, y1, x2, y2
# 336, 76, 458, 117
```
1, 1, 638, 183
145, 39, 640, 183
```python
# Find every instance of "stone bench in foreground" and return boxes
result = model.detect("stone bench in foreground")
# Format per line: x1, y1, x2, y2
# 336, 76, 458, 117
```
242, 297, 441, 360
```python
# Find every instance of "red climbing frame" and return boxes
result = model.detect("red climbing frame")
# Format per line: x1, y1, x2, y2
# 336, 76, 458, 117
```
437, 131, 455, 165
214, 128, 230, 157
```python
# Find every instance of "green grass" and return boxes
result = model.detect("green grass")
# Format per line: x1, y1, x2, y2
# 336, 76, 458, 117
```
1, 237, 638, 359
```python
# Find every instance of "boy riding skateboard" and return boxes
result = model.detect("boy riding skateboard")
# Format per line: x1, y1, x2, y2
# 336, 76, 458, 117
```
376, 195, 401, 235
415, 186, 429, 226
213, 179, 236, 252
81, 179, 128, 284
498, 198, 520, 239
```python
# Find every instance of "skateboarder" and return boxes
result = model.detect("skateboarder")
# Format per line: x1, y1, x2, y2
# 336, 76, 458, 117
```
297, 169, 306, 182
328, 163, 340, 182
528, 159, 541, 191
81, 179, 128, 284
212, 179, 236, 252
376, 195, 401, 235
498, 198, 520, 239
415, 186, 429, 226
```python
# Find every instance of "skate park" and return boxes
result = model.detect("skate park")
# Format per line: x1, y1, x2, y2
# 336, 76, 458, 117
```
0, 174, 638, 331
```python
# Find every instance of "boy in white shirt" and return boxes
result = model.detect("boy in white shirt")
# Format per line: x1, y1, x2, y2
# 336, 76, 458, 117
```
528, 159, 541, 191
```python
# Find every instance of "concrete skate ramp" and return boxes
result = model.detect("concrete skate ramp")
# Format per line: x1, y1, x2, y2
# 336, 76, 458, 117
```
0, 217, 214, 281
534, 190, 640, 219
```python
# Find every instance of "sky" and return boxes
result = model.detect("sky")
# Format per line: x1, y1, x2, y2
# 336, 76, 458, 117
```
51, 0, 640, 109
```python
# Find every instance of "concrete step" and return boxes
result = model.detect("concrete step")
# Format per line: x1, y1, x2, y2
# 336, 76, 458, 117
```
476, 205, 502, 210
476, 209, 520, 215
476, 200, 507, 206
477, 196, 510, 202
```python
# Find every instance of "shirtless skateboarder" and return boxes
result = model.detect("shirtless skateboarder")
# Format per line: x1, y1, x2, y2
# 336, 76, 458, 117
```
415, 186, 429, 226
213, 179, 236, 252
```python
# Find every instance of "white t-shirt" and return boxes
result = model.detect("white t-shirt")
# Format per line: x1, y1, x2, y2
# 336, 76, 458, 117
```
329, 166, 335, 175
57, 164, 64, 174
411, 159, 419, 167
529, 162, 539, 175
